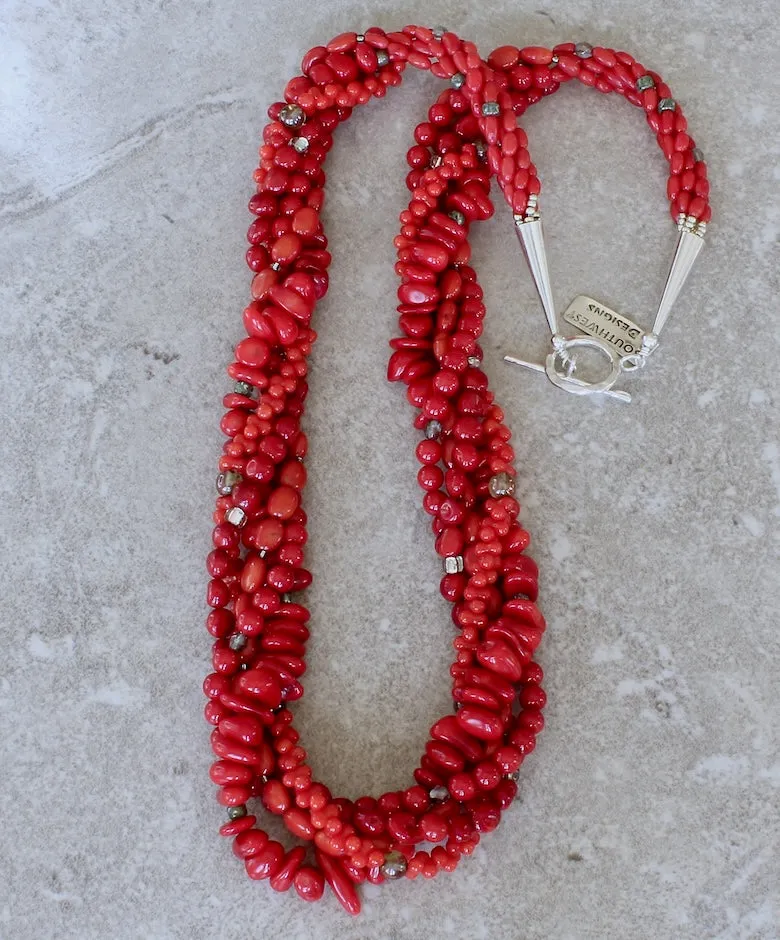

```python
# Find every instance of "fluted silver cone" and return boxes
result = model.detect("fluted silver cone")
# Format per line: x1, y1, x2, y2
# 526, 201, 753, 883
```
514, 218, 559, 337
652, 229, 705, 337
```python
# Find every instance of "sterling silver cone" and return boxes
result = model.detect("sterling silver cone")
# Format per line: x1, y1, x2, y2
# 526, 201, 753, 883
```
652, 228, 705, 337
514, 218, 559, 337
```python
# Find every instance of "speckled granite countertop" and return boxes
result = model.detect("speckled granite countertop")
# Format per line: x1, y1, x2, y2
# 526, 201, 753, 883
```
1, 1, 778, 937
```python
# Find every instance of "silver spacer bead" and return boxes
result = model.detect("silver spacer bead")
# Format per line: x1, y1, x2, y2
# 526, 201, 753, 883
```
234, 380, 254, 397
481, 101, 500, 116
574, 42, 593, 59
467, 356, 481, 368
425, 420, 442, 440
281, 592, 293, 603
658, 97, 676, 112
228, 633, 247, 651
444, 555, 464, 575
432, 25, 446, 39
216, 470, 242, 496
271, 261, 282, 271
225, 506, 247, 528
692, 147, 704, 163
291, 136, 309, 153
376, 49, 390, 68
517, 192, 540, 223
506, 769, 521, 783
549, 54, 559, 67
381, 850, 408, 880
450, 72, 465, 89
430, 785, 449, 802
227, 805, 247, 820
279, 103, 306, 128
474, 140, 487, 162
488, 471, 516, 498
640, 333, 659, 357
677, 213, 698, 233
448, 209, 466, 226
430, 153, 443, 168
356, 33, 365, 42
636, 75, 655, 92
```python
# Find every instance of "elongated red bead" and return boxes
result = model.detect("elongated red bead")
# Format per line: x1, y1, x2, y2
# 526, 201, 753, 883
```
456, 704, 504, 741
316, 849, 361, 916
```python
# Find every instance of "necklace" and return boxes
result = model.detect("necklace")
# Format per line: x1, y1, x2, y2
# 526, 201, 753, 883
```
203, 26, 710, 914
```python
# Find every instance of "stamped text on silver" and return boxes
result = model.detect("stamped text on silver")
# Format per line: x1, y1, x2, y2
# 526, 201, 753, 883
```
563, 295, 645, 358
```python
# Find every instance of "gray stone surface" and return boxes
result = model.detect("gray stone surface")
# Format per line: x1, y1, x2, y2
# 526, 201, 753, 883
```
1, 1, 778, 938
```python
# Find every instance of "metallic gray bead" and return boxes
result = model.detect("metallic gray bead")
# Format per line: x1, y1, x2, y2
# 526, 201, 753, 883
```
430, 785, 450, 801
425, 420, 442, 440
692, 147, 704, 163
430, 153, 443, 168
481, 101, 500, 116
444, 555, 464, 574
488, 471, 516, 498
381, 851, 408, 880
228, 633, 247, 651
376, 49, 390, 68
225, 506, 247, 528
270, 261, 282, 271
281, 592, 293, 603
356, 33, 365, 42
279, 103, 305, 128
658, 97, 676, 112
234, 380, 254, 397
474, 140, 487, 161
506, 769, 521, 783
292, 136, 309, 153
227, 805, 247, 820
574, 42, 593, 59
432, 25, 446, 38
636, 75, 655, 92
450, 72, 465, 89
448, 209, 466, 226
216, 470, 242, 496
467, 356, 481, 368
549, 54, 559, 66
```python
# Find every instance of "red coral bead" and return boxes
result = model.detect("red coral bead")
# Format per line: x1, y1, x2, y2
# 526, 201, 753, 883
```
456, 705, 504, 741
267, 485, 301, 520
245, 840, 285, 880
294, 865, 325, 902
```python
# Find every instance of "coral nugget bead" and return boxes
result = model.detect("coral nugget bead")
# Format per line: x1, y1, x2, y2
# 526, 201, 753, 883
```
294, 866, 325, 902
455, 705, 504, 741
268, 485, 301, 520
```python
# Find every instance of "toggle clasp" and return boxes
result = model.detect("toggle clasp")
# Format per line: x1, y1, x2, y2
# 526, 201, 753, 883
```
505, 334, 631, 403
505, 211, 705, 404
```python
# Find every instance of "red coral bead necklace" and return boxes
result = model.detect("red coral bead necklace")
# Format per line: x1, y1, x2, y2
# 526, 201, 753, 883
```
203, 25, 711, 914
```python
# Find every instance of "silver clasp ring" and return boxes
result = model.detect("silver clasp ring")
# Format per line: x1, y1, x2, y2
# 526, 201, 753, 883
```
545, 336, 621, 397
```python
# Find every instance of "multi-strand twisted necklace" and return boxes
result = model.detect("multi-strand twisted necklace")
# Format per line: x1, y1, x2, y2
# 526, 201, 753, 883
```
202, 25, 710, 914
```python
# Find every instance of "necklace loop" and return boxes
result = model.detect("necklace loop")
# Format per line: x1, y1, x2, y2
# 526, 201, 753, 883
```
205, 28, 711, 913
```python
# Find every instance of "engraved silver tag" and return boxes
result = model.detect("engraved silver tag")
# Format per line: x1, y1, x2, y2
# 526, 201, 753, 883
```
563, 295, 645, 358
